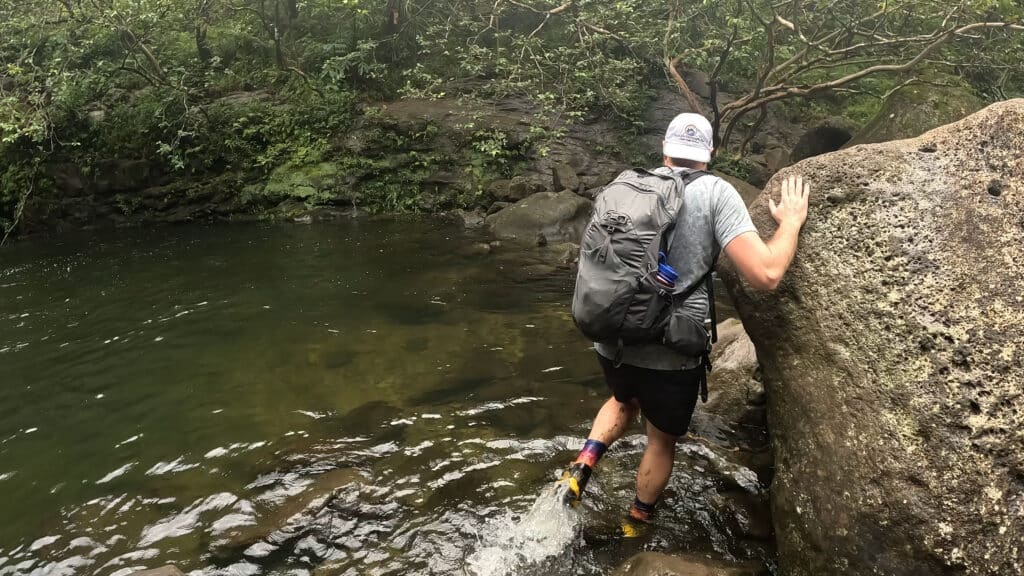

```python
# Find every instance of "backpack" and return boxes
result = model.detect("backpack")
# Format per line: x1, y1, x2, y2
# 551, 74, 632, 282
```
571, 168, 718, 399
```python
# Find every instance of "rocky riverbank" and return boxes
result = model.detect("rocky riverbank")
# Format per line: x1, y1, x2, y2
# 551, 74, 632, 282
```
1, 79, 848, 235
13, 80, 1012, 576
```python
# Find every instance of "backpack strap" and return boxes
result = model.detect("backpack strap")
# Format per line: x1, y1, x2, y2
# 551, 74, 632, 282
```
663, 168, 711, 299
663, 168, 717, 403
665, 169, 709, 255
698, 253, 719, 403
707, 253, 719, 345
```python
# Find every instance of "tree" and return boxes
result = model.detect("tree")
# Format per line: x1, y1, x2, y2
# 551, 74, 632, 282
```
436, 0, 1024, 149
699, 0, 1024, 150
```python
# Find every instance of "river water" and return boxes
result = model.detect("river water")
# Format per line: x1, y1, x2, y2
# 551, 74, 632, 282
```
0, 220, 771, 576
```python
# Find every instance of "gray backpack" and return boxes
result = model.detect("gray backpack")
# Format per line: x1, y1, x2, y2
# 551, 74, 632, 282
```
571, 168, 715, 361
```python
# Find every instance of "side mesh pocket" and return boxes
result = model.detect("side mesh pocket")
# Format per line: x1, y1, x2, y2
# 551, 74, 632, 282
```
571, 223, 636, 342
618, 279, 671, 343
663, 303, 709, 356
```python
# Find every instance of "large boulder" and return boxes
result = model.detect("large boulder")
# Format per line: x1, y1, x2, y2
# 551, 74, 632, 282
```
720, 100, 1024, 575
845, 83, 984, 146
702, 318, 765, 429
485, 191, 593, 244
714, 172, 762, 207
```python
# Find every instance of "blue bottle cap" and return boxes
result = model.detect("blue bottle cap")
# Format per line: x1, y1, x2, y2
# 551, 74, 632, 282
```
657, 262, 678, 283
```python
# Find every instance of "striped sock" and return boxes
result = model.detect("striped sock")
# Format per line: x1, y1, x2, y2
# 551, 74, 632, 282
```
573, 439, 608, 469
629, 496, 656, 523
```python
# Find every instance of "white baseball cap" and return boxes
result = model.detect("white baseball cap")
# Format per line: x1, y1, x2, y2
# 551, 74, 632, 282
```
663, 113, 714, 163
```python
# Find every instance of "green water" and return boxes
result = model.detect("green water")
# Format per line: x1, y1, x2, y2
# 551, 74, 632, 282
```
0, 220, 770, 576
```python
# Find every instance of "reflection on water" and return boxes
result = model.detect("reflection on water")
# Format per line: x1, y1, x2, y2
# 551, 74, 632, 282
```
0, 220, 771, 576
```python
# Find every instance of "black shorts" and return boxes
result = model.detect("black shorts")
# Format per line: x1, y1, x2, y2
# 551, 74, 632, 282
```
597, 353, 702, 437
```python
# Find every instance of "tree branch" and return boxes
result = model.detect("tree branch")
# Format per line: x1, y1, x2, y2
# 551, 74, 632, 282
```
665, 56, 705, 115
287, 66, 324, 97
719, 20, 1024, 151
2, 175, 33, 247
502, 0, 573, 15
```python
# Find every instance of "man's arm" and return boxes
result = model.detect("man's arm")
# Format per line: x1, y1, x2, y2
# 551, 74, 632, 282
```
724, 175, 810, 290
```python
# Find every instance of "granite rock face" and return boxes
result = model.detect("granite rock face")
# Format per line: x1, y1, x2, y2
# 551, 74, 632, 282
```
720, 100, 1024, 576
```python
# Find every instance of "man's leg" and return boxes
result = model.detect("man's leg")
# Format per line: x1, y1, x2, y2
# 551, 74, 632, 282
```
628, 420, 679, 523
587, 396, 640, 445
558, 396, 639, 504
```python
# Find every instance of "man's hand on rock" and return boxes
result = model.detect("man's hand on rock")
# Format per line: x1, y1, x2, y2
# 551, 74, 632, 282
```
769, 175, 810, 228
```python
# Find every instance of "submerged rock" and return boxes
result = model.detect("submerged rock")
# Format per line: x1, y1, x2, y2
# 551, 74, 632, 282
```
611, 552, 763, 576
211, 467, 365, 560
721, 100, 1024, 575
485, 191, 593, 244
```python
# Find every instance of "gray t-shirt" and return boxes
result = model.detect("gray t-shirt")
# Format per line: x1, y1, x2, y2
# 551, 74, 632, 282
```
594, 167, 757, 370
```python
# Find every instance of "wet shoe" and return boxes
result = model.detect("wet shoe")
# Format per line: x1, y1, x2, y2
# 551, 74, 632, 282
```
580, 517, 652, 546
618, 517, 650, 539
554, 462, 592, 507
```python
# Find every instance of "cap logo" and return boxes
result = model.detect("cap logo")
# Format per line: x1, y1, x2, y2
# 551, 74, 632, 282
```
664, 113, 713, 162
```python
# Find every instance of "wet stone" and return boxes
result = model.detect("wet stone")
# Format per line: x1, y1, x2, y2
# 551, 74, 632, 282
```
551, 163, 580, 192
211, 468, 364, 560
611, 552, 763, 576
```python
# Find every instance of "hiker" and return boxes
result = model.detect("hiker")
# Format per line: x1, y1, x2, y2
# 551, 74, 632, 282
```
557, 112, 809, 533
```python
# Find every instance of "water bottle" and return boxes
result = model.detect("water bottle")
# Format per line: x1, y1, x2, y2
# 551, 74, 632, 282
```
655, 252, 678, 290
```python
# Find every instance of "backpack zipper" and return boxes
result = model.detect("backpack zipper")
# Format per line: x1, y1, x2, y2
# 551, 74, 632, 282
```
607, 181, 676, 215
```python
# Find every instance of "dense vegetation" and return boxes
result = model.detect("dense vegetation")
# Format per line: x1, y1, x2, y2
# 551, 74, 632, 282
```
2, 0, 1022, 237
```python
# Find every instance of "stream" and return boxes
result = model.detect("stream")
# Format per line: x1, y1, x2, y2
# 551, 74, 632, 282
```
0, 220, 771, 576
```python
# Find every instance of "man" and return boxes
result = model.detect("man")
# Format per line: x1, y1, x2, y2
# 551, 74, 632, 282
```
556, 112, 810, 532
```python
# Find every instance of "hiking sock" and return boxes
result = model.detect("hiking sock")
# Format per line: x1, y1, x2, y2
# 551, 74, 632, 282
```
628, 496, 656, 523
573, 439, 608, 469
556, 440, 607, 505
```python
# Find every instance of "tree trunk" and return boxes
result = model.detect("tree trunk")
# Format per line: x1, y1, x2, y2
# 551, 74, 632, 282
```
273, 0, 285, 69
196, 25, 211, 63
195, 0, 213, 64
382, 0, 405, 36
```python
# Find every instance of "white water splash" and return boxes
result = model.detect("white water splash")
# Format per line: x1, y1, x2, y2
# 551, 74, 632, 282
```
465, 485, 580, 576
96, 463, 136, 484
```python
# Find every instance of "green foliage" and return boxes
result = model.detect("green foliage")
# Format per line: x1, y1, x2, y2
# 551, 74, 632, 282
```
0, 160, 39, 237
709, 152, 756, 181
1, 0, 1023, 229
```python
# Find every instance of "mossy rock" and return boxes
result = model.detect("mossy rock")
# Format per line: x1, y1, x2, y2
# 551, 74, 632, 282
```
249, 162, 351, 209
845, 83, 984, 146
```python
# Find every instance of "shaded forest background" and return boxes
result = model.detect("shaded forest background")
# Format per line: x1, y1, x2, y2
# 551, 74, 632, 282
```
2, 0, 1023, 236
